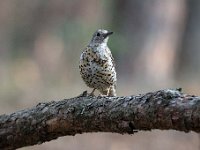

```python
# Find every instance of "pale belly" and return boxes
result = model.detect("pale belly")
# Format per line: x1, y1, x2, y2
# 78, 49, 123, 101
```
79, 60, 116, 90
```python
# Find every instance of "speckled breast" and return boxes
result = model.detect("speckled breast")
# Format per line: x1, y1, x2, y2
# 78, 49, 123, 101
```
79, 46, 116, 90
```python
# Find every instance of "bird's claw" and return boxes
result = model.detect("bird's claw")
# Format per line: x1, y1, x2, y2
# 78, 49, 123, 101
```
77, 91, 88, 97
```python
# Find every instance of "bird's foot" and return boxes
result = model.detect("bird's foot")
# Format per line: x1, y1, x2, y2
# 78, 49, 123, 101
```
89, 92, 95, 97
77, 91, 89, 97
89, 89, 96, 97
97, 94, 108, 98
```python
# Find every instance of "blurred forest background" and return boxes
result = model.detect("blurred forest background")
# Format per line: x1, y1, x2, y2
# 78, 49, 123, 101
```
0, 0, 200, 150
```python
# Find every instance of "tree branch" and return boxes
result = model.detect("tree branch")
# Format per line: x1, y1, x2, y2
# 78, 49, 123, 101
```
0, 89, 200, 149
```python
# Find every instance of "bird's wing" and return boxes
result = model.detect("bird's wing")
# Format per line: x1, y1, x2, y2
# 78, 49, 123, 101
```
106, 47, 117, 85
80, 46, 97, 65
106, 47, 116, 68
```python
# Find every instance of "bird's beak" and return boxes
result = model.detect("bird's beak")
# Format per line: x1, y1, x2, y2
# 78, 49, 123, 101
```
103, 31, 113, 38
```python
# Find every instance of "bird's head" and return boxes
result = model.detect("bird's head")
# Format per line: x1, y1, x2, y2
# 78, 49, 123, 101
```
89, 29, 113, 46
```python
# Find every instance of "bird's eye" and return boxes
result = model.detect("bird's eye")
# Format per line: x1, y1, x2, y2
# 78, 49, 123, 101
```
96, 33, 100, 36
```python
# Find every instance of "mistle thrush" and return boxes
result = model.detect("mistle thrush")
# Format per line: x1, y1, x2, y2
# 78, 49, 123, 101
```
79, 29, 117, 96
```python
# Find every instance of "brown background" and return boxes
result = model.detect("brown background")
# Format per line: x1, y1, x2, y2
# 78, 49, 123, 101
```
0, 0, 199, 149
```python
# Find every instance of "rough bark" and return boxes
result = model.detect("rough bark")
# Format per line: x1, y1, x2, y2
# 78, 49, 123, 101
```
0, 89, 200, 149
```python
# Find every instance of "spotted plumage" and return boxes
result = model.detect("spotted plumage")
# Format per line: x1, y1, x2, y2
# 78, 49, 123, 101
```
79, 29, 117, 96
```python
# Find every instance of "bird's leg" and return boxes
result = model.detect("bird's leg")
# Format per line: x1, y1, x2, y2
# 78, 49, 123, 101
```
108, 86, 116, 96
106, 88, 110, 96
98, 88, 109, 97
89, 88, 96, 96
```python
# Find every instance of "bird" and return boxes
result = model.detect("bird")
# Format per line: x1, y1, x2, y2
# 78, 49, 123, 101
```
79, 29, 117, 96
